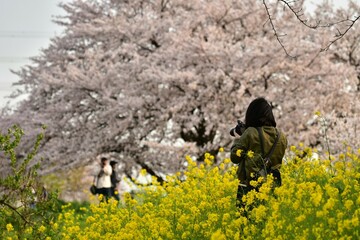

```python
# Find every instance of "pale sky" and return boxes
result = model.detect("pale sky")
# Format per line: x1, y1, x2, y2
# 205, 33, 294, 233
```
0, 0, 67, 108
0, 0, 358, 109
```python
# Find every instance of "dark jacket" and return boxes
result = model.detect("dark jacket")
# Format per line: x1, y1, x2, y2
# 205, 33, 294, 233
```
230, 126, 287, 187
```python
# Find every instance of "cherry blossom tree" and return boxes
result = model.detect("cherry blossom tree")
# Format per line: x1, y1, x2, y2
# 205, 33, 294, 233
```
1, 0, 359, 181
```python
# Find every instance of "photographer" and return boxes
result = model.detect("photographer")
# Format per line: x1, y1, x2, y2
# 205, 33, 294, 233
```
230, 97, 287, 207
96, 157, 112, 202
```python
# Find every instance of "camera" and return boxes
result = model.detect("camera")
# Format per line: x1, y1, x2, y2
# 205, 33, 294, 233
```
230, 120, 246, 137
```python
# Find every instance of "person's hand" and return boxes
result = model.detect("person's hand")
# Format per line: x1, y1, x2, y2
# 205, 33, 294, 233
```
233, 132, 242, 138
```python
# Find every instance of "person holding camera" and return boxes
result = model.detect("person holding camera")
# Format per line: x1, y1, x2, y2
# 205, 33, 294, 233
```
230, 97, 287, 207
96, 157, 113, 202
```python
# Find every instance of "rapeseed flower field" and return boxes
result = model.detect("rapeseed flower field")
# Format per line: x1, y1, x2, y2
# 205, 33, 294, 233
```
2, 145, 359, 239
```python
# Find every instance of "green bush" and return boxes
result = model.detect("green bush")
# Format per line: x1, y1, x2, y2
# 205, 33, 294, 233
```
0, 125, 61, 239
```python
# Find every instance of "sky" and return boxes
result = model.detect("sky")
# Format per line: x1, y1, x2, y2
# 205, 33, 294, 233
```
0, 0, 359, 109
0, 0, 67, 108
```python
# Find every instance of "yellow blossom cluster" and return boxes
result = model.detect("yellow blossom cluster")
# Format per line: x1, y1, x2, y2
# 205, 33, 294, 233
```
2, 146, 359, 239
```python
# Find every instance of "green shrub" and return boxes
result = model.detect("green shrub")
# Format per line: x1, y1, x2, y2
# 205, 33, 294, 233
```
0, 125, 61, 239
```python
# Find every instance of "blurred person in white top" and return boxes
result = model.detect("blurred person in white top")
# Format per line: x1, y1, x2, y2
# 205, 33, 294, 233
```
96, 157, 112, 202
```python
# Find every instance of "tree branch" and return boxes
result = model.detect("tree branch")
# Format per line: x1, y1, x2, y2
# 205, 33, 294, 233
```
264, 0, 360, 54
321, 15, 360, 52
279, 0, 319, 29
262, 0, 294, 57
0, 200, 30, 224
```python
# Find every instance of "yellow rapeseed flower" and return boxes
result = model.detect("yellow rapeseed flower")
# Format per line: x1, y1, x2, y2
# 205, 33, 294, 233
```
325, 184, 339, 198
140, 169, 147, 176
223, 158, 231, 164
295, 215, 306, 222
25, 227, 33, 234
247, 150, 254, 158
271, 202, 280, 212
351, 216, 359, 227
6, 223, 14, 232
219, 163, 225, 170
219, 147, 224, 152
181, 231, 190, 239
176, 223, 183, 231
205, 157, 213, 166
52, 223, 58, 231
254, 205, 267, 222
328, 218, 336, 226
344, 200, 354, 210
249, 180, 258, 188
236, 149, 242, 157
207, 213, 219, 223
290, 145, 297, 152
222, 213, 230, 222
48, 145, 360, 239
38, 225, 46, 233
323, 198, 336, 211
311, 191, 322, 207
211, 229, 226, 240
190, 206, 200, 216
194, 224, 200, 231
316, 211, 325, 218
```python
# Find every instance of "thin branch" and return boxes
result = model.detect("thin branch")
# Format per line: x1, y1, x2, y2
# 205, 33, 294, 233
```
262, 0, 294, 57
279, 0, 319, 29
306, 49, 321, 67
321, 15, 360, 52
264, 0, 360, 55
0, 200, 30, 224
215, 5, 230, 25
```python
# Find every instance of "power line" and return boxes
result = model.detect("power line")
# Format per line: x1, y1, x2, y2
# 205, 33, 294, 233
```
0, 31, 58, 39
0, 57, 31, 63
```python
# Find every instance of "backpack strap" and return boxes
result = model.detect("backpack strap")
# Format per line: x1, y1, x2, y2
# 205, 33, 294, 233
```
256, 127, 280, 167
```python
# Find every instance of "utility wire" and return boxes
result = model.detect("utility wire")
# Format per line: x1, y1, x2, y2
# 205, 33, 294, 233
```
0, 31, 58, 38
0, 57, 31, 63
